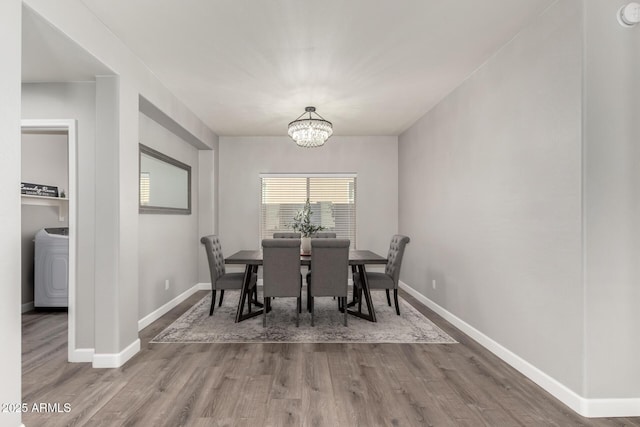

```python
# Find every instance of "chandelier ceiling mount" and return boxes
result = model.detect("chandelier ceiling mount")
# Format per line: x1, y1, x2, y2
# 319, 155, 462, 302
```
287, 106, 333, 148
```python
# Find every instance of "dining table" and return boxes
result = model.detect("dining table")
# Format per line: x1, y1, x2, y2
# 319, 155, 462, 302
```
225, 249, 388, 323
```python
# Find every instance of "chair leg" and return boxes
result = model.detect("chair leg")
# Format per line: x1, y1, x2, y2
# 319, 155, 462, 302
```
394, 289, 400, 315
219, 289, 225, 307
263, 297, 269, 327
210, 290, 216, 315
351, 288, 357, 305
385, 289, 391, 306
296, 297, 300, 327
350, 266, 358, 306
311, 297, 314, 327
343, 297, 348, 326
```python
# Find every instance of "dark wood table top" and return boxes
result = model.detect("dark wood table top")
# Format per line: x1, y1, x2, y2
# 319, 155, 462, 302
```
225, 249, 387, 266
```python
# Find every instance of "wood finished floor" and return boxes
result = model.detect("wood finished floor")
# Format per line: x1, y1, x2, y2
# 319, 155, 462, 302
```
22, 290, 640, 427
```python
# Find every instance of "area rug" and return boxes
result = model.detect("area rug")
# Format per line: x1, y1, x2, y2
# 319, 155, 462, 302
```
151, 290, 457, 344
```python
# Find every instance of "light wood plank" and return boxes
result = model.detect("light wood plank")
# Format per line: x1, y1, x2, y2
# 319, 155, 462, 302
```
21, 290, 640, 427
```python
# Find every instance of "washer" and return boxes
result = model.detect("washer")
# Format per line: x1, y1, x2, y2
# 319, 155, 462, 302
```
34, 227, 69, 308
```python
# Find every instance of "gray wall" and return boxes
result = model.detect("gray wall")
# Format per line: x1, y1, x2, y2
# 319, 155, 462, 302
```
138, 112, 200, 319
583, 0, 640, 398
198, 148, 218, 283
21, 131, 69, 305
0, 1, 22, 425
93, 75, 129, 354
22, 82, 96, 349
218, 136, 398, 260
15, 0, 218, 367
399, 0, 585, 394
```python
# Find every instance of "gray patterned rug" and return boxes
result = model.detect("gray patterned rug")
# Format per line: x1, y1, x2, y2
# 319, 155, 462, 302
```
151, 290, 456, 344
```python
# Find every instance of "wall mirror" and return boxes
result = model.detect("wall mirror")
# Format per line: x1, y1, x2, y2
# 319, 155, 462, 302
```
139, 144, 191, 214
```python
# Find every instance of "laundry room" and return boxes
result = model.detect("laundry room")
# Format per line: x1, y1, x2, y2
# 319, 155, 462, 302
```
20, 129, 69, 312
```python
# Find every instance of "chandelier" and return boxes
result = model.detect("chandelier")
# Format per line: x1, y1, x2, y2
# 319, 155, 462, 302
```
288, 106, 333, 148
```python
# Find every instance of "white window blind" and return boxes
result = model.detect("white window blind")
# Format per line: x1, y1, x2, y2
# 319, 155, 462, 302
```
260, 174, 357, 248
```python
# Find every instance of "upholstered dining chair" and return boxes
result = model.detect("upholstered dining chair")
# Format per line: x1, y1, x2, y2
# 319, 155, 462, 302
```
273, 232, 301, 238
305, 231, 338, 308
201, 235, 256, 316
353, 235, 410, 315
310, 232, 337, 238
262, 238, 302, 327
308, 239, 350, 326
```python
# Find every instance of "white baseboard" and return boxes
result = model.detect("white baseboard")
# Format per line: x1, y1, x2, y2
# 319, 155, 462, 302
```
92, 339, 140, 369
69, 348, 94, 363
21, 301, 34, 313
70, 283, 208, 368
399, 281, 640, 418
138, 283, 207, 331
583, 398, 640, 418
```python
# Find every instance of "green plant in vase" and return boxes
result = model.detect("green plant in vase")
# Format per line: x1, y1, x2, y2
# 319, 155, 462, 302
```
291, 199, 324, 254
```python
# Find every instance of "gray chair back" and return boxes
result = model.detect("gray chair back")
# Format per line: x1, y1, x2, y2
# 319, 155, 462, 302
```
310, 239, 350, 297
200, 235, 225, 287
385, 234, 410, 287
310, 232, 337, 238
273, 232, 301, 239
262, 238, 301, 297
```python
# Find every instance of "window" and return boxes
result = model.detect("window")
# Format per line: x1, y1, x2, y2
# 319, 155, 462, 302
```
260, 174, 357, 247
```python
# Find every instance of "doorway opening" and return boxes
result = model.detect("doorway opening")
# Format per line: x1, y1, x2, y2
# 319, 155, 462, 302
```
21, 119, 78, 362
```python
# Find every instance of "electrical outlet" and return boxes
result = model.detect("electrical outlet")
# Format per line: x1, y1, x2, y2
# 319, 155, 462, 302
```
165, 279, 170, 290
432, 279, 436, 290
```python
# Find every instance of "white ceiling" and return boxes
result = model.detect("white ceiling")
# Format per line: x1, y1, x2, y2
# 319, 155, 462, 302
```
24, 1, 556, 136
22, 7, 113, 83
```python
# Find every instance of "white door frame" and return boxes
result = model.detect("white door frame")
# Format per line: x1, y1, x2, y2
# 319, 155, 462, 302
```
21, 119, 78, 363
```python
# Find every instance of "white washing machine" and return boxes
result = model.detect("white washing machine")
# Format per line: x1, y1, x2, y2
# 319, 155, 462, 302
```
34, 227, 69, 308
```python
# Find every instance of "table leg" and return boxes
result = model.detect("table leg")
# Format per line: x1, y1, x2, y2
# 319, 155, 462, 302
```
250, 265, 263, 307
235, 264, 263, 323
347, 264, 377, 322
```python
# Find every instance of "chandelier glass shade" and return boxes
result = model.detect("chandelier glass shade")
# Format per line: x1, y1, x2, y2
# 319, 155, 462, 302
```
288, 106, 333, 148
